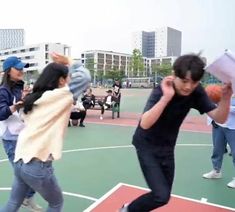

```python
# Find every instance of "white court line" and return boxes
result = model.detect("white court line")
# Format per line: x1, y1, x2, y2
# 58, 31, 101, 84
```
85, 183, 235, 212
0, 143, 213, 163
0, 187, 97, 202
84, 183, 123, 212
62, 145, 133, 153
62, 192, 97, 201
121, 183, 235, 211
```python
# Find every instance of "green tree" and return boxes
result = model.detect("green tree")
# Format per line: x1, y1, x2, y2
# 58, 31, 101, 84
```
85, 58, 95, 82
152, 63, 172, 78
131, 49, 144, 77
104, 69, 125, 81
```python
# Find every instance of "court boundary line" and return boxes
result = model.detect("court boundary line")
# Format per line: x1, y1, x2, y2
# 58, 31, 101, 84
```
0, 187, 97, 202
84, 183, 235, 212
0, 143, 213, 163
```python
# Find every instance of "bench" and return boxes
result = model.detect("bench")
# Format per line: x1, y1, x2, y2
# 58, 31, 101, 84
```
88, 95, 120, 119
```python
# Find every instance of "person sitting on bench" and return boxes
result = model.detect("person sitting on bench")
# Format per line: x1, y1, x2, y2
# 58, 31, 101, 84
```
82, 88, 96, 110
98, 90, 118, 120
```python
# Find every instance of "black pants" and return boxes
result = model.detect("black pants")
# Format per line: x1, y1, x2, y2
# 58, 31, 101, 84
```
128, 147, 175, 212
70, 111, 86, 124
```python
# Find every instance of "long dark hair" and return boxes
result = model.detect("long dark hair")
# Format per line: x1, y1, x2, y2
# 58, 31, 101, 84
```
0, 69, 18, 90
23, 62, 69, 114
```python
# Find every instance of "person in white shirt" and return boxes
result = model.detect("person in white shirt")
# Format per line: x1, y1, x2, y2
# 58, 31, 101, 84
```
69, 99, 86, 127
203, 96, 235, 188
98, 89, 117, 120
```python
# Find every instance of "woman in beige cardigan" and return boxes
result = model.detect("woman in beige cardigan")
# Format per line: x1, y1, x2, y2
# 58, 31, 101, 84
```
1, 53, 91, 212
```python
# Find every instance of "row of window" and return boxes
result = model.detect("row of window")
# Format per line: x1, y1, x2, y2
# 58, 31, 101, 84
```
0, 47, 40, 56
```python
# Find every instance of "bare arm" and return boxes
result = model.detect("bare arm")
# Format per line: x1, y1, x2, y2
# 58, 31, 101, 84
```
207, 83, 233, 123
140, 76, 175, 129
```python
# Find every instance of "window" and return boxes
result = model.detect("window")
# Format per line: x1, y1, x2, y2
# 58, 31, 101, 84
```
45, 53, 49, 59
45, 44, 49, 51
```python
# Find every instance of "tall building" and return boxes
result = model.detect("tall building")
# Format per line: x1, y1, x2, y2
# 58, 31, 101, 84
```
132, 27, 182, 58
0, 43, 70, 82
0, 29, 25, 50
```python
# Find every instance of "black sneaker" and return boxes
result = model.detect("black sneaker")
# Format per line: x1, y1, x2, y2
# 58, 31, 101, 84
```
79, 123, 85, 127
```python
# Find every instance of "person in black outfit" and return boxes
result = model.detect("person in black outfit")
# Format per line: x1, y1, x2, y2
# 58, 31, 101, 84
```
82, 88, 96, 110
112, 79, 121, 103
119, 54, 232, 212
68, 100, 86, 127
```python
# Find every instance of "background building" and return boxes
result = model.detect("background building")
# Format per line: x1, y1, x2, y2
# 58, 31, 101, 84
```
0, 29, 25, 50
81, 50, 132, 77
0, 43, 70, 83
132, 27, 182, 58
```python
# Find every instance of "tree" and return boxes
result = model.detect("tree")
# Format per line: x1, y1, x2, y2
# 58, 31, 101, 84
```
131, 49, 144, 77
104, 69, 125, 81
152, 63, 172, 78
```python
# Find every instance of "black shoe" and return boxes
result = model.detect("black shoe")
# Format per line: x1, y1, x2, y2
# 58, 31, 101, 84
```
79, 123, 85, 127
225, 147, 228, 154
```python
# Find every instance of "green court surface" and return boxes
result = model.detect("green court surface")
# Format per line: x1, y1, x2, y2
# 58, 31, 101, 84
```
0, 88, 235, 211
0, 125, 235, 211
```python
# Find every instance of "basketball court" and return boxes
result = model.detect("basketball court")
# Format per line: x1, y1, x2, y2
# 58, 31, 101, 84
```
0, 89, 234, 211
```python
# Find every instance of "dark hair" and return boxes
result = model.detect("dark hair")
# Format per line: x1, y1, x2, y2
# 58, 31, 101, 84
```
0, 69, 16, 90
23, 63, 69, 114
173, 54, 205, 82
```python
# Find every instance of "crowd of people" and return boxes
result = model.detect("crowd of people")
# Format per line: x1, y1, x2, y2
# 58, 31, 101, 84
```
0, 53, 234, 212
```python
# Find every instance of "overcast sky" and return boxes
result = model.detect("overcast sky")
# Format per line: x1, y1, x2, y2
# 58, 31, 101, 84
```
1, 0, 235, 62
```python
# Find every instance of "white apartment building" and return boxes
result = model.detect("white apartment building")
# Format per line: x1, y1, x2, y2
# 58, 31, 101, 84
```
0, 29, 25, 50
81, 50, 132, 76
0, 43, 70, 82
81, 50, 176, 78
132, 27, 182, 58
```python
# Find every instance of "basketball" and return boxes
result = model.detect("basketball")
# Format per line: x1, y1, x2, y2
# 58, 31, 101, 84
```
205, 84, 222, 103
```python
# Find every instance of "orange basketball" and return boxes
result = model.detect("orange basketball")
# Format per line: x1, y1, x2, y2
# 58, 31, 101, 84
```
205, 84, 222, 103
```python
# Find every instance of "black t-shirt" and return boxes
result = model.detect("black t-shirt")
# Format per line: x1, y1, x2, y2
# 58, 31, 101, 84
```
132, 84, 216, 149
113, 83, 121, 95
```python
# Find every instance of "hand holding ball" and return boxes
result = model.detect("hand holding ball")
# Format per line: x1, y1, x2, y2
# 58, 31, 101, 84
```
205, 84, 222, 103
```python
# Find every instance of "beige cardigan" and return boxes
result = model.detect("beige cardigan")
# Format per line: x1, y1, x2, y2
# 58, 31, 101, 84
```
14, 86, 73, 163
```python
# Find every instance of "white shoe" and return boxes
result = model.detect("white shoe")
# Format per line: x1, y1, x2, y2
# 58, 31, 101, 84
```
119, 203, 129, 212
104, 105, 108, 110
22, 197, 43, 211
227, 178, 235, 188
100, 116, 103, 120
203, 170, 222, 179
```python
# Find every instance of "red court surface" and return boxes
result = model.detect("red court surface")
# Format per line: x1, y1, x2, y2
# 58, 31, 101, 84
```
84, 183, 235, 212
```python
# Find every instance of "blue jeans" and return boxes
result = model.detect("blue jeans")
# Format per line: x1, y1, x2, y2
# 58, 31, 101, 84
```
211, 125, 235, 171
1, 159, 63, 212
2, 139, 35, 198
128, 146, 175, 212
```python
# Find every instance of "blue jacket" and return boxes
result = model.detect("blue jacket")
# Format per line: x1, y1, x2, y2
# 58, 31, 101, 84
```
0, 81, 24, 140
0, 81, 24, 121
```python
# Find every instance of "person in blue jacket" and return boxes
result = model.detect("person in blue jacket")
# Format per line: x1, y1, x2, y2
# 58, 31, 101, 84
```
0, 56, 42, 211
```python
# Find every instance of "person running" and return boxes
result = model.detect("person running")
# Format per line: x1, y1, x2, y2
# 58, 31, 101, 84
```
0, 56, 42, 211
0, 53, 91, 212
120, 54, 232, 212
